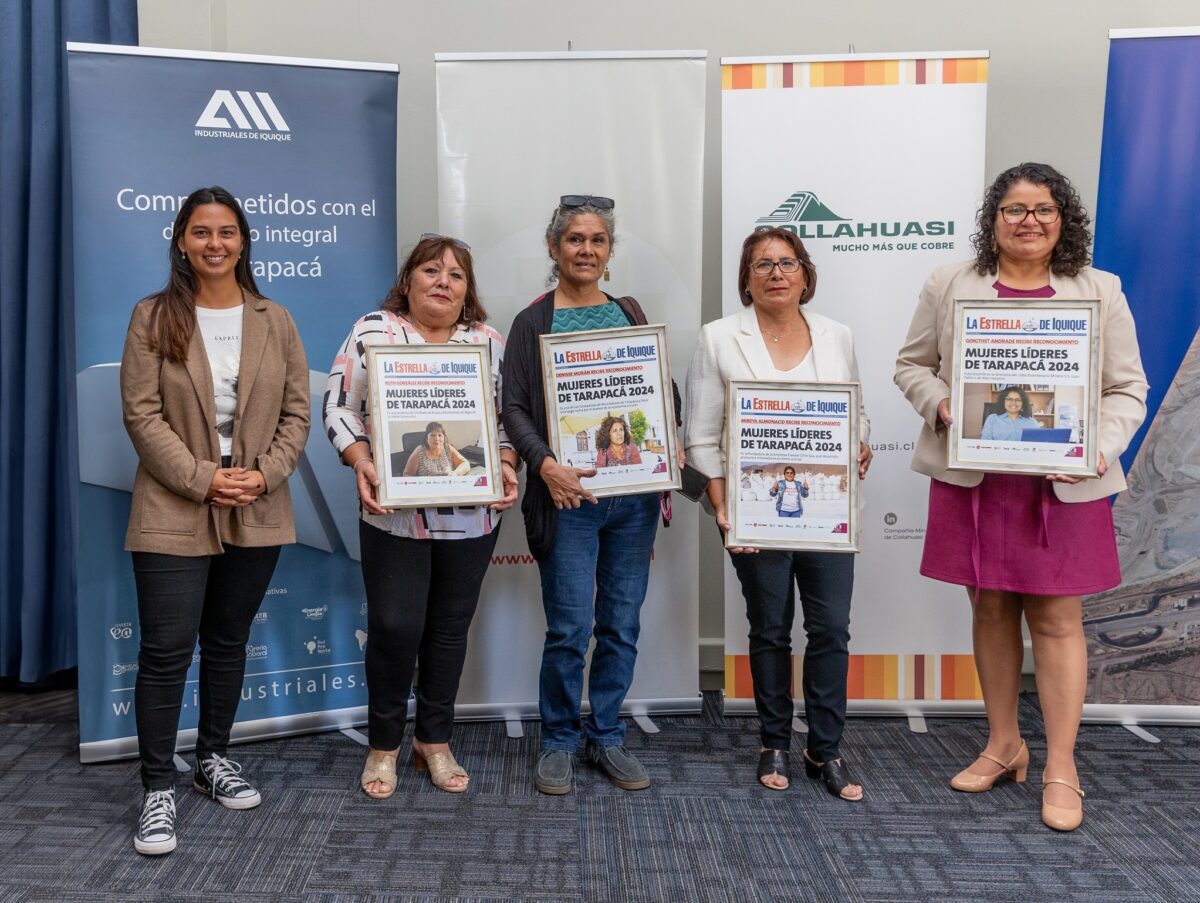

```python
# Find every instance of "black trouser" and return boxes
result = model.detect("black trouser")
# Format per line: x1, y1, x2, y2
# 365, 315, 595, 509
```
359, 521, 500, 749
728, 548, 854, 760
132, 543, 281, 790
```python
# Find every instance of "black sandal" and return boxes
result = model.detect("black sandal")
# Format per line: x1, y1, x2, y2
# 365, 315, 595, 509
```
756, 749, 790, 790
803, 750, 863, 801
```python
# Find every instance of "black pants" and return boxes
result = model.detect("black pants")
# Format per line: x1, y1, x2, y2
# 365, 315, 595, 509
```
728, 548, 854, 760
132, 543, 280, 790
359, 521, 500, 749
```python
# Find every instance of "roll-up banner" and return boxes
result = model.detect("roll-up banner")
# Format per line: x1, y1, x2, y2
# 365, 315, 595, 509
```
67, 44, 398, 762
1083, 27, 1200, 722
720, 53, 988, 714
435, 51, 705, 719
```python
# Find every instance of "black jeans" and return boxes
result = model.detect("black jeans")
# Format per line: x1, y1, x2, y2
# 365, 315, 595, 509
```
132, 543, 280, 790
359, 521, 500, 749
728, 548, 854, 760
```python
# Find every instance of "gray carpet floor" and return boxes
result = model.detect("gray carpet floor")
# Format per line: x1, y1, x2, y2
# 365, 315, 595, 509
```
0, 690, 1196, 902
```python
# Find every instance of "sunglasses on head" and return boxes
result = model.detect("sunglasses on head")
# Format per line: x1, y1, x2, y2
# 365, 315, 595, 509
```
559, 195, 615, 210
420, 232, 471, 251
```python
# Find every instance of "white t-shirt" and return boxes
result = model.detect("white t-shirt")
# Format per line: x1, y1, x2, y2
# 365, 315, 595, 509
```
779, 480, 802, 512
195, 305, 243, 457
771, 350, 817, 380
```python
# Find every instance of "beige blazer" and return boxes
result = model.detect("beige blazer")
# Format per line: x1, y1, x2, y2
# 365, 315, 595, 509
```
894, 260, 1148, 502
685, 305, 870, 479
121, 290, 310, 554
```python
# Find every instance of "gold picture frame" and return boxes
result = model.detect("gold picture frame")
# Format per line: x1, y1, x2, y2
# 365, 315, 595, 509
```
365, 343, 503, 508
724, 379, 860, 552
539, 324, 681, 498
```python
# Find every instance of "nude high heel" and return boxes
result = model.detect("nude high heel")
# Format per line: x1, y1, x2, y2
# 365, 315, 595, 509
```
949, 739, 1029, 792
1041, 773, 1085, 831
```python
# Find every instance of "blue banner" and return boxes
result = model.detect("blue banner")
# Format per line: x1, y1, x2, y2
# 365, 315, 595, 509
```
1085, 30, 1200, 712
67, 46, 397, 761
1094, 32, 1200, 470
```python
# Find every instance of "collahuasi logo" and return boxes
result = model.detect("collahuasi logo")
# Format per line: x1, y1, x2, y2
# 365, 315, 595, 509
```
195, 90, 292, 142
755, 190, 956, 252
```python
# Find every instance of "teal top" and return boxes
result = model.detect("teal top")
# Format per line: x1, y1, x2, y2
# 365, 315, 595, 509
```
552, 301, 629, 334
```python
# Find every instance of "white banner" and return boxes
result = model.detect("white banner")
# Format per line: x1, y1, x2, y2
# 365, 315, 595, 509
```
720, 53, 988, 712
436, 51, 706, 718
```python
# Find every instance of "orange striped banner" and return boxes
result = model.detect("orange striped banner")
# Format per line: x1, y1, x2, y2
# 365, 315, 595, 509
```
722, 58, 984, 90
846, 654, 899, 699
727, 653, 974, 700
903, 654, 937, 700
941, 654, 983, 700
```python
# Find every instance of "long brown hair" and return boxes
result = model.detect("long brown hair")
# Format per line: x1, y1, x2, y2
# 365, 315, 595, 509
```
148, 186, 262, 363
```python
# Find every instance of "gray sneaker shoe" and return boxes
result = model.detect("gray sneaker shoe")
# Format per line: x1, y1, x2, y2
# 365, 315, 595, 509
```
134, 788, 177, 856
534, 749, 574, 795
194, 754, 262, 809
586, 742, 651, 790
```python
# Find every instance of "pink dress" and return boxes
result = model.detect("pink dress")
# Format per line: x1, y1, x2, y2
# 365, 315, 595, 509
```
919, 283, 1121, 595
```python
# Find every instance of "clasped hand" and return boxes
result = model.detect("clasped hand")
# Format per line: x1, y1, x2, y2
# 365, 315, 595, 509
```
206, 467, 266, 507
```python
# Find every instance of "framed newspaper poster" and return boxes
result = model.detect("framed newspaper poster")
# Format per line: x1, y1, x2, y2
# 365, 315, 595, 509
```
725, 380, 860, 552
948, 299, 1101, 477
365, 343, 503, 508
540, 324, 681, 498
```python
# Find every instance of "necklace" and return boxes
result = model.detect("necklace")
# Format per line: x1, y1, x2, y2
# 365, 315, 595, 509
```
760, 321, 797, 343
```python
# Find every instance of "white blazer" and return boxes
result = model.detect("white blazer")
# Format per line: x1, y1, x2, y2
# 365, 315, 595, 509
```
685, 305, 870, 479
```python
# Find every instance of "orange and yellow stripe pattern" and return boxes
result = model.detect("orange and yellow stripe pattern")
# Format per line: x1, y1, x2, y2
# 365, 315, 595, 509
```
722, 57, 987, 91
724, 653, 981, 700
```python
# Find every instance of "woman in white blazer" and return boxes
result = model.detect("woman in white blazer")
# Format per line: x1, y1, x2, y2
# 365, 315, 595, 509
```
686, 227, 872, 799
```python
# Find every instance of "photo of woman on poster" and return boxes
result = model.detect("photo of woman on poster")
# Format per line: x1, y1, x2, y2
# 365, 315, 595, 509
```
980, 386, 1041, 440
593, 415, 642, 468
770, 466, 809, 518
403, 421, 472, 476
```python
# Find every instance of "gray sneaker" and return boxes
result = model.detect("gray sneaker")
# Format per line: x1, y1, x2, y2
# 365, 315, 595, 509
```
534, 749, 574, 795
586, 743, 651, 790
134, 788, 177, 856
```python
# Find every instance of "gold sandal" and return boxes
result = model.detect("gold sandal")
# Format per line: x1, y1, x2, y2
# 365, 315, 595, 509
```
413, 747, 469, 793
360, 748, 398, 799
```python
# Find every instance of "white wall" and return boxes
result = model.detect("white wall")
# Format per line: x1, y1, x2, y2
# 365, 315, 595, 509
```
137, 0, 1198, 656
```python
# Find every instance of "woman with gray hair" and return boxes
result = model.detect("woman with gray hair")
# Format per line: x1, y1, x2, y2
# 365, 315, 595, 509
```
502, 195, 678, 795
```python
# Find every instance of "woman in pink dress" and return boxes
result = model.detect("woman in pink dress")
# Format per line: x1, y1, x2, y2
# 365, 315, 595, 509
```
895, 162, 1148, 831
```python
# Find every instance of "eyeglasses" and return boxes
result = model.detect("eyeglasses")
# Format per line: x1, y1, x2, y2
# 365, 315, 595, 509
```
999, 204, 1060, 225
559, 195, 615, 210
750, 258, 802, 276
420, 232, 471, 251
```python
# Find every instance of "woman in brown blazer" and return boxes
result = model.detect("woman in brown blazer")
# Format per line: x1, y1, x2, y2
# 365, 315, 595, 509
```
120, 186, 309, 856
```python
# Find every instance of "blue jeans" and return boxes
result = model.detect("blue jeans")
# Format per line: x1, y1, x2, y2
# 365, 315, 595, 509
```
537, 493, 659, 751
777, 508, 803, 518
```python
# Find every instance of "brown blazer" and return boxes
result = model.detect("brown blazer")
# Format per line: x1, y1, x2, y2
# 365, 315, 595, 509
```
894, 260, 1148, 503
121, 290, 310, 554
